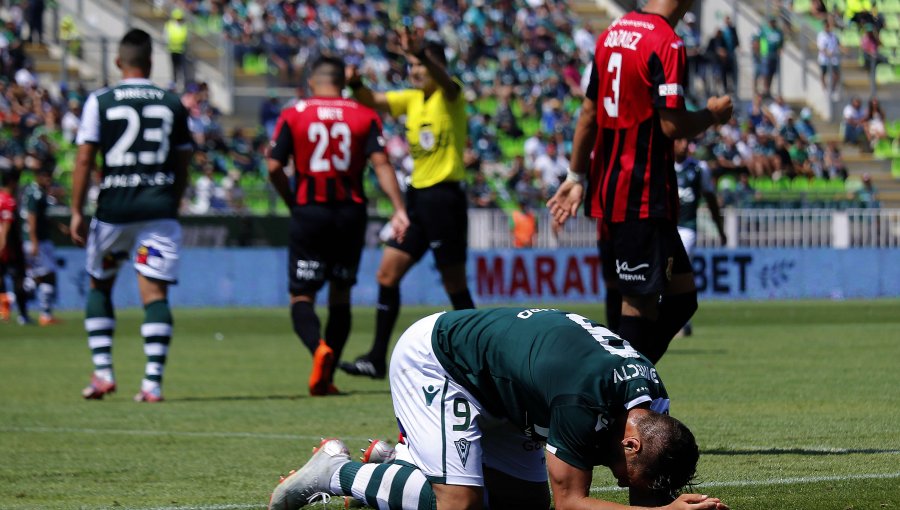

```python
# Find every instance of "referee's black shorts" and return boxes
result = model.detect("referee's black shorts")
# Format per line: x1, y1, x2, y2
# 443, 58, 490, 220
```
387, 182, 468, 268
288, 202, 367, 296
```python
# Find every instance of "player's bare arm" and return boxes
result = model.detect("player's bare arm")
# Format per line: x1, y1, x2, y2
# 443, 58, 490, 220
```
548, 96, 596, 226
266, 158, 294, 209
27, 212, 39, 257
347, 65, 390, 113
547, 453, 728, 510
400, 27, 460, 101
70, 143, 98, 247
369, 151, 410, 244
703, 189, 727, 245
658, 96, 733, 140
172, 148, 193, 204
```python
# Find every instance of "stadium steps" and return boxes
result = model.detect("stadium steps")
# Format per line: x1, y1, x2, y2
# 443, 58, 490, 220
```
22, 42, 94, 84
129, 1, 227, 79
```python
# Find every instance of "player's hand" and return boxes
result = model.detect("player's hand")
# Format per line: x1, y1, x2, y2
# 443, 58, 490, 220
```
547, 179, 584, 228
398, 25, 425, 58
707, 96, 733, 124
346, 64, 362, 86
664, 493, 729, 510
70, 213, 86, 247
390, 209, 410, 245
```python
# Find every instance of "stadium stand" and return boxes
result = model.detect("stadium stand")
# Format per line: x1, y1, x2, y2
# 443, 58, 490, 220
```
2, 0, 900, 220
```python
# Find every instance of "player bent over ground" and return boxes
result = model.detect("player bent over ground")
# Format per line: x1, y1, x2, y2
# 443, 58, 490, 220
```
269, 308, 729, 510
267, 56, 408, 396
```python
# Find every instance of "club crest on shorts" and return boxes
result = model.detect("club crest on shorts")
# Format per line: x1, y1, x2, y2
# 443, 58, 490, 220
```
454, 438, 471, 467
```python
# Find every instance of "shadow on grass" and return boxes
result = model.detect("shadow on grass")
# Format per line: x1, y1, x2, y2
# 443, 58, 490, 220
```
667, 349, 729, 355
172, 389, 391, 402
703, 447, 900, 456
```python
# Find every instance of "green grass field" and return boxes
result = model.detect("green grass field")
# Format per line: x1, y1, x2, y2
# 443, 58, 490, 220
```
1, 300, 899, 510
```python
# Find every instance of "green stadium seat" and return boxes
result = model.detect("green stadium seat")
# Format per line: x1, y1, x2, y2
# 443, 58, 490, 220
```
499, 137, 525, 159
880, 30, 900, 49
520, 117, 540, 137
717, 175, 736, 192
839, 29, 861, 48
476, 96, 498, 115
875, 63, 897, 84
873, 138, 895, 158
892, 158, 900, 178
881, 0, 900, 13
793, 0, 812, 13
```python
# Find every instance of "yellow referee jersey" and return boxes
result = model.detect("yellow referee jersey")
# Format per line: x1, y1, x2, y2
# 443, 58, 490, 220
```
386, 79, 467, 189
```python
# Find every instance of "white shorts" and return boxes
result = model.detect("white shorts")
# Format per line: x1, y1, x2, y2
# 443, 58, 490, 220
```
389, 313, 548, 487
85, 218, 181, 282
677, 226, 696, 257
24, 240, 57, 278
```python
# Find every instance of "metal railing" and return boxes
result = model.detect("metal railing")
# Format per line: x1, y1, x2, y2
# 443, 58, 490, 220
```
468, 207, 900, 249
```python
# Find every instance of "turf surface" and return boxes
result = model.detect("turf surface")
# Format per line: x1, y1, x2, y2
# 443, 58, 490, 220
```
1, 300, 898, 509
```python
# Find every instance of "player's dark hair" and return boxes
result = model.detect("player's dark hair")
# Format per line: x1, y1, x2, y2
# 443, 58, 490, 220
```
635, 412, 699, 499
310, 56, 346, 89
119, 28, 152, 72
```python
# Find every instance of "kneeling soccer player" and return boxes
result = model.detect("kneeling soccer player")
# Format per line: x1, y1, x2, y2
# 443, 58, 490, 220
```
268, 307, 729, 510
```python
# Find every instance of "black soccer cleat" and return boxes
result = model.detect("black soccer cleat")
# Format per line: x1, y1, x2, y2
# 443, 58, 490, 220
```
338, 357, 386, 379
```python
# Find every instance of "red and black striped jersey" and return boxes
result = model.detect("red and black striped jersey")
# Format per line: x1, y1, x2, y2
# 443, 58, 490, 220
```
584, 10, 686, 223
270, 97, 385, 206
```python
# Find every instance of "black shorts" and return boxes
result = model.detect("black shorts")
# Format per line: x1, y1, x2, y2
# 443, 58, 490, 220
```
387, 182, 468, 267
596, 220, 616, 283
288, 202, 367, 296
608, 219, 691, 296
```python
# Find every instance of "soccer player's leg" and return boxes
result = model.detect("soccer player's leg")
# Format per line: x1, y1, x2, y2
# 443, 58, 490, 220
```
481, 420, 551, 510
674, 226, 698, 337
610, 220, 666, 362
324, 204, 366, 392
598, 229, 622, 332
36, 241, 60, 324
425, 183, 474, 311
340, 220, 423, 379
82, 219, 132, 399
655, 227, 698, 353
132, 220, 180, 402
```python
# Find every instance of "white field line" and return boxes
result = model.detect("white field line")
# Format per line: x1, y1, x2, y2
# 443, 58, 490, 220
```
7, 427, 898, 456
590, 471, 900, 493
102, 472, 900, 509
4, 427, 899, 508
0, 426, 371, 442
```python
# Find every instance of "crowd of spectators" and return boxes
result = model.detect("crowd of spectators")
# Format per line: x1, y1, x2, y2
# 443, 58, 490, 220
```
2, 0, 891, 219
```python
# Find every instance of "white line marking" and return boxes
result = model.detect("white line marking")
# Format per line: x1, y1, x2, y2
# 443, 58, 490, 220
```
101, 472, 900, 509
0, 426, 371, 442
590, 471, 900, 493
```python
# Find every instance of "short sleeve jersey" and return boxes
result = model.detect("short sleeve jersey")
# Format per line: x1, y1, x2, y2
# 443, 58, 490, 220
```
0, 190, 22, 262
76, 78, 192, 224
385, 78, 467, 189
585, 11, 685, 223
431, 308, 669, 471
269, 97, 385, 207
675, 157, 714, 230
22, 183, 50, 241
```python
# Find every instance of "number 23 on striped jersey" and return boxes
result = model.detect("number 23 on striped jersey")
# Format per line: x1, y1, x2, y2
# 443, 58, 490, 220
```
309, 121, 351, 172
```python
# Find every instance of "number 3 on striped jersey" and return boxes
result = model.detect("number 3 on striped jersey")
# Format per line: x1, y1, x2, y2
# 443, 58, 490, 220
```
309, 121, 351, 172
603, 52, 622, 118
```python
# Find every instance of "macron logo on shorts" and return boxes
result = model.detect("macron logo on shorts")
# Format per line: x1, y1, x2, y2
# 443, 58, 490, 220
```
423, 385, 440, 406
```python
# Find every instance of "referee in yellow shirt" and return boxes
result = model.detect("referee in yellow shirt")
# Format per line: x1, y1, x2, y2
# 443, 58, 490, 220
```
340, 28, 474, 379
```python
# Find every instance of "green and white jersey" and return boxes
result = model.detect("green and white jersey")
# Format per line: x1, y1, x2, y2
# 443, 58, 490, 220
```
675, 157, 714, 231
431, 308, 669, 471
21, 183, 51, 241
76, 78, 192, 223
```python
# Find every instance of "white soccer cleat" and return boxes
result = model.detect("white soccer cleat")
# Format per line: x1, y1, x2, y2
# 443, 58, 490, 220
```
360, 439, 396, 464
268, 439, 351, 510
